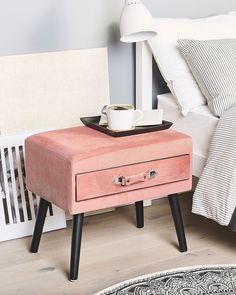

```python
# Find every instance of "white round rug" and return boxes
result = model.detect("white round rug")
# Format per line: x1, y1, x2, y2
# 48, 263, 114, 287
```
96, 265, 236, 295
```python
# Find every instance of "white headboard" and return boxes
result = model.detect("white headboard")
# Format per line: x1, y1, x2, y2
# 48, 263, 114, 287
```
0, 48, 110, 134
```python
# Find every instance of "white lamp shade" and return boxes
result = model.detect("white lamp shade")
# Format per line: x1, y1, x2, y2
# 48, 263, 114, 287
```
120, 0, 157, 43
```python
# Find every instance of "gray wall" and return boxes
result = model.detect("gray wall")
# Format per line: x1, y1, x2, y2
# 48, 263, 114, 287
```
0, 0, 236, 105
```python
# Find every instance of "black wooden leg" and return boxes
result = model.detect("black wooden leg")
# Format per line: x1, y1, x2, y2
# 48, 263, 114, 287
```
30, 198, 50, 253
135, 201, 144, 228
69, 213, 84, 282
168, 194, 187, 252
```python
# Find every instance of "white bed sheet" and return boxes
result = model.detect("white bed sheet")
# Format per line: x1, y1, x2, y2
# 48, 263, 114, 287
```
158, 93, 219, 176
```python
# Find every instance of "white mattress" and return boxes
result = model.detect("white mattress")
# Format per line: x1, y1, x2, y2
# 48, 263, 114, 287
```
158, 93, 219, 176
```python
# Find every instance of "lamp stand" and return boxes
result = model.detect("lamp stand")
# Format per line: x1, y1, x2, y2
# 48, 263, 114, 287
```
136, 41, 153, 110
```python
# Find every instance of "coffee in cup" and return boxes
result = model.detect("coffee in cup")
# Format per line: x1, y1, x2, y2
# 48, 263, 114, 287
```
101, 104, 143, 131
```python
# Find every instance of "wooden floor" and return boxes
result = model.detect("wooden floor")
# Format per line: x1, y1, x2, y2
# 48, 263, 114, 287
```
1, 193, 236, 295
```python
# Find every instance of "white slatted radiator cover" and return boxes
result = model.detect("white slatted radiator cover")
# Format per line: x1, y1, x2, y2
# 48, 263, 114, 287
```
0, 130, 66, 241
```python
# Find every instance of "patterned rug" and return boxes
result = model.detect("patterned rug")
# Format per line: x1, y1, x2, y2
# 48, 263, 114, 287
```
96, 265, 236, 295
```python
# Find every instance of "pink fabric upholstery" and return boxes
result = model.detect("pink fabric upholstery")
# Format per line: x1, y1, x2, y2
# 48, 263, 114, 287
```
25, 127, 192, 214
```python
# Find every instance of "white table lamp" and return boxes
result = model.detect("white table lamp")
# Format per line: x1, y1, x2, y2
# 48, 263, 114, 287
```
120, 0, 156, 111
120, 0, 157, 43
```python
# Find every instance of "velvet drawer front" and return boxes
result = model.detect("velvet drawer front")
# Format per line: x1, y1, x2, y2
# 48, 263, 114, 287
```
76, 155, 190, 201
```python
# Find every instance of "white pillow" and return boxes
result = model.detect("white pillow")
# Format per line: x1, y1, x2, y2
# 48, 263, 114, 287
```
149, 12, 236, 115
178, 39, 236, 117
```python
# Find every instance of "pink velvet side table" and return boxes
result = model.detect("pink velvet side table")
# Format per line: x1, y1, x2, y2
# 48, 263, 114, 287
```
25, 127, 192, 281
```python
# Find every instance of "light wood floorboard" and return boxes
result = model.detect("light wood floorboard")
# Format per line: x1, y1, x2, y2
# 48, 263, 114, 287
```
1, 193, 236, 295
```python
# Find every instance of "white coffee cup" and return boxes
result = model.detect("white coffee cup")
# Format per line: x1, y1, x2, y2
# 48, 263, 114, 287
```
102, 104, 143, 131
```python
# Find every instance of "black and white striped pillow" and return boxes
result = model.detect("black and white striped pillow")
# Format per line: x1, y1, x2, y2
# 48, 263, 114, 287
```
178, 39, 236, 117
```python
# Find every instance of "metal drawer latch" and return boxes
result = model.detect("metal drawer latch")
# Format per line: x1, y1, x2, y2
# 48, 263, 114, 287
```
113, 169, 158, 186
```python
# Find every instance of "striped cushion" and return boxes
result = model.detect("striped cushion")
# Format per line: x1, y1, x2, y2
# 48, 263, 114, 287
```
178, 39, 236, 117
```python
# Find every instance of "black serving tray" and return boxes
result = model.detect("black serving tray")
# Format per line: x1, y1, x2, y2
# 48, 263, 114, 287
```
80, 116, 173, 137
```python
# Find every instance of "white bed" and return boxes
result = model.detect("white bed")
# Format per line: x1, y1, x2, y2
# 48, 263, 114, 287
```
136, 13, 236, 179
158, 93, 219, 177
135, 13, 236, 227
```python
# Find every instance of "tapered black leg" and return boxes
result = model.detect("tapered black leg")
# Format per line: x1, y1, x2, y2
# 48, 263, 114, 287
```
69, 213, 84, 281
30, 198, 50, 253
168, 194, 187, 252
135, 201, 144, 228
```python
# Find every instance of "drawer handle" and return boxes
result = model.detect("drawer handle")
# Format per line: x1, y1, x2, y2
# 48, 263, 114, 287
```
113, 169, 158, 186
